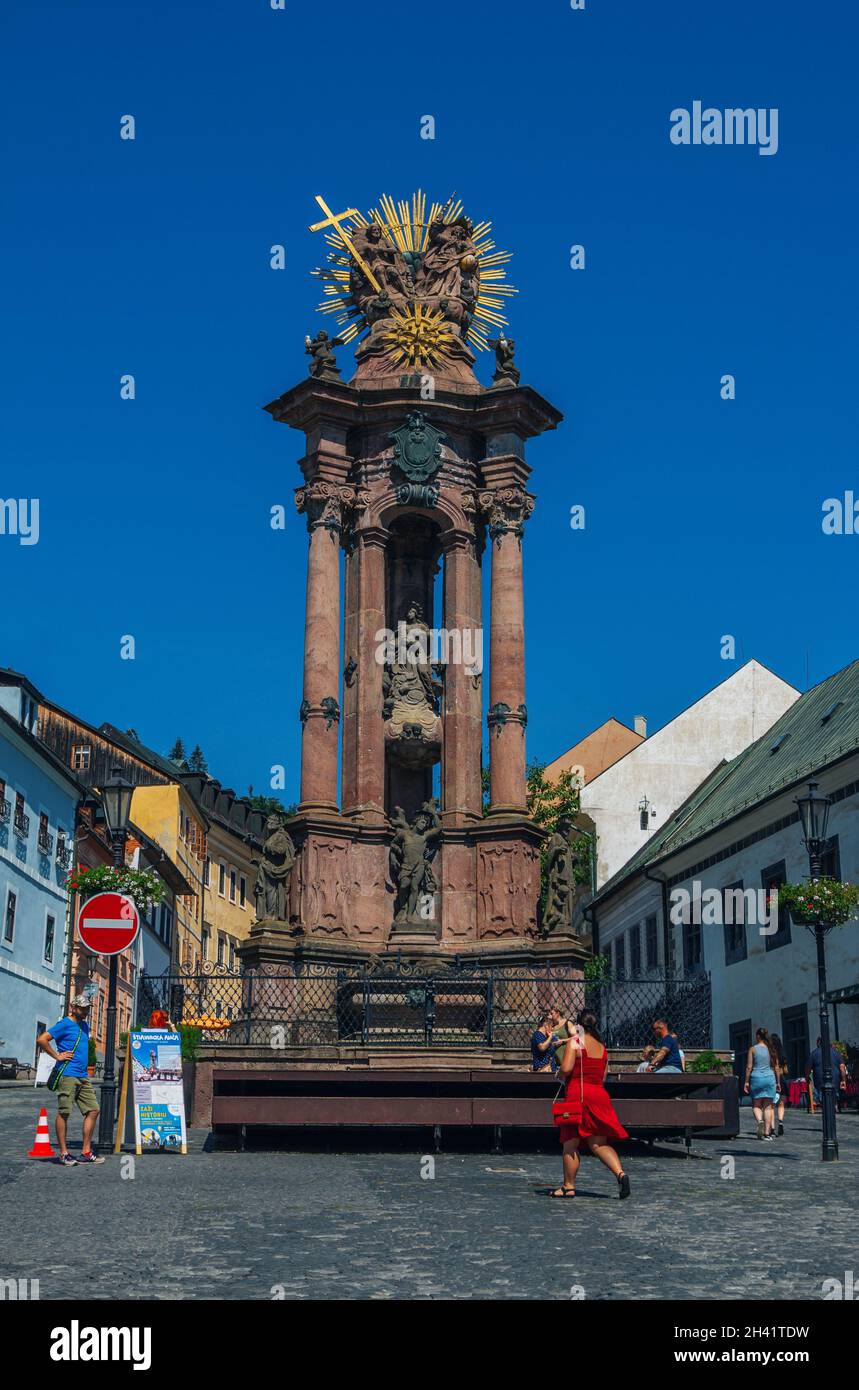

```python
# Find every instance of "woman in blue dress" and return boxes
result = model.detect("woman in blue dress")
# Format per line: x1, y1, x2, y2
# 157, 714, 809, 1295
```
744, 1028, 780, 1140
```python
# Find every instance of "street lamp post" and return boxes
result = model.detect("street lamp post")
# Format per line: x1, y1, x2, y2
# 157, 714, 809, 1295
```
794, 780, 838, 1162
96, 767, 135, 1153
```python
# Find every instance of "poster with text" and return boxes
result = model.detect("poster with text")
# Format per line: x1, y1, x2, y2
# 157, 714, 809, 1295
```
129, 1028, 187, 1153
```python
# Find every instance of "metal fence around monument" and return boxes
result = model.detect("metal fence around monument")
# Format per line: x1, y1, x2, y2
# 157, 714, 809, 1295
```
137, 964, 711, 1052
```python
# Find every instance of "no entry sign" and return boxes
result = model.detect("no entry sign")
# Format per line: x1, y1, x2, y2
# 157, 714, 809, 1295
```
76, 892, 140, 956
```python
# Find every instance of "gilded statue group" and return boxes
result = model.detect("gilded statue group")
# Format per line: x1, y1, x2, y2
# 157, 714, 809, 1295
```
348, 216, 480, 359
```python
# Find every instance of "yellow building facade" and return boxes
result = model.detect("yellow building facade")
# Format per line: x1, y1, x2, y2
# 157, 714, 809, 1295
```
130, 783, 208, 971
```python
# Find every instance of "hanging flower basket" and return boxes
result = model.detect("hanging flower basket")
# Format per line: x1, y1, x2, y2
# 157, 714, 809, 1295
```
67, 863, 165, 914
778, 878, 859, 928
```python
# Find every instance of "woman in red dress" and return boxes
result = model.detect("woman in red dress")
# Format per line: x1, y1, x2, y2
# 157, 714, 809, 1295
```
552, 1009, 631, 1200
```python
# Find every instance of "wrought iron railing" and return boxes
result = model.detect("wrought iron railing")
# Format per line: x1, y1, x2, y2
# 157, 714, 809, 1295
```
38, 830, 54, 857
13, 810, 29, 837
0, 798, 10, 824
137, 963, 711, 1052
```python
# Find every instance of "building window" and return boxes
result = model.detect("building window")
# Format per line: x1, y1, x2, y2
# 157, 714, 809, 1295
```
44, 913, 55, 965
681, 898, 703, 974
239, 875, 247, 909
781, 1003, 809, 1080
629, 923, 641, 976
728, 1019, 752, 1086
204, 856, 210, 887
820, 835, 841, 881
202, 926, 210, 961
217, 934, 225, 966
645, 914, 658, 970
4, 890, 16, 944
229, 869, 237, 904
722, 881, 748, 966
229, 940, 236, 970
14, 793, 29, 837
72, 744, 91, 771
613, 935, 625, 980
761, 860, 791, 951
218, 863, 226, 897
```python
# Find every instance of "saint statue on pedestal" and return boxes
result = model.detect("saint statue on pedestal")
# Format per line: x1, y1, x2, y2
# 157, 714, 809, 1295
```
253, 815, 296, 923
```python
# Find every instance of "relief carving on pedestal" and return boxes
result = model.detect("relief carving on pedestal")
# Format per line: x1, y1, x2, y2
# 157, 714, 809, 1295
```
477, 842, 539, 939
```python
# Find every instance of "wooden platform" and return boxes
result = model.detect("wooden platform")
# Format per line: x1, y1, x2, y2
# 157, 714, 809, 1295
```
208, 1066, 739, 1150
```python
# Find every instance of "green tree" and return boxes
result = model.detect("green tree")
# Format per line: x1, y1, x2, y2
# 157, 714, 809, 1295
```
188, 744, 208, 774
168, 737, 186, 765
249, 794, 296, 817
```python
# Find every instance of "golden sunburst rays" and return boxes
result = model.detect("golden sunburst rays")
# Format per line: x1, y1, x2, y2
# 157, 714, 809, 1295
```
381, 303, 456, 370
310, 190, 517, 358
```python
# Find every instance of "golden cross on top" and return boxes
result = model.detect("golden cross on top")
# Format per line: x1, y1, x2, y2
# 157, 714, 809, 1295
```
308, 194, 382, 293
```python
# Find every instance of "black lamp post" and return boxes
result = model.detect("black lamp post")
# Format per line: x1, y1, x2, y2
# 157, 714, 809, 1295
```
97, 767, 135, 1152
794, 780, 838, 1162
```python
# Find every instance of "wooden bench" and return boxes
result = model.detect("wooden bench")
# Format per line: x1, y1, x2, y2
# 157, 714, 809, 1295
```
210, 1067, 739, 1152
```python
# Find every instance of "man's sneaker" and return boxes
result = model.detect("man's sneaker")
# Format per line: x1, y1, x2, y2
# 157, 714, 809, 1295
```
777, 1122, 784, 1137
59, 1152, 77, 1166
77, 1151, 105, 1165
762, 1134, 775, 1142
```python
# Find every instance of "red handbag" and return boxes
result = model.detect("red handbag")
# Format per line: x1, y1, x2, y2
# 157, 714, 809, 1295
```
551, 1042, 585, 1126
552, 1097, 583, 1124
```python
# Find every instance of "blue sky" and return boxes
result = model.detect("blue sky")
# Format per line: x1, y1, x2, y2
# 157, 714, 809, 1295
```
2, 0, 857, 798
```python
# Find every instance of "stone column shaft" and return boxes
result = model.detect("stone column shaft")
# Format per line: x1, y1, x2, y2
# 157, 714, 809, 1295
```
441, 532, 483, 820
481, 479, 534, 815
297, 482, 353, 813
342, 528, 386, 820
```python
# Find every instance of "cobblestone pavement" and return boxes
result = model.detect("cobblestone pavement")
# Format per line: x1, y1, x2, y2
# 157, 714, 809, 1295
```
1, 1085, 856, 1300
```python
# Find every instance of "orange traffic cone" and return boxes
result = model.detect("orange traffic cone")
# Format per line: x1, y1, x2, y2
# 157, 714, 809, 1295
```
28, 1107, 56, 1159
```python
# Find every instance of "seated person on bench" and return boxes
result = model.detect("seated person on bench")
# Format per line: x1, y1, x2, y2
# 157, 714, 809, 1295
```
644, 1021, 684, 1074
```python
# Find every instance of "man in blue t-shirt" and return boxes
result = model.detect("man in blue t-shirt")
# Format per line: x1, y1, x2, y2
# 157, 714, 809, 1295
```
805, 1038, 848, 1110
37, 994, 104, 1166
647, 1019, 684, 1073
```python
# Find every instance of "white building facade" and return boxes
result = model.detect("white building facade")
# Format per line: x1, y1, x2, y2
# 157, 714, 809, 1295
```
591, 660, 859, 1080
582, 661, 799, 889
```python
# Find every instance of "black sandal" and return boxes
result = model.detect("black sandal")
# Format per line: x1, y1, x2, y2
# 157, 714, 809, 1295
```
550, 1185, 576, 1198
617, 1172, 631, 1200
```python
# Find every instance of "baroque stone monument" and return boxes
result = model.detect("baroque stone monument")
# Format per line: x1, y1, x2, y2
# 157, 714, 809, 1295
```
242, 191, 588, 969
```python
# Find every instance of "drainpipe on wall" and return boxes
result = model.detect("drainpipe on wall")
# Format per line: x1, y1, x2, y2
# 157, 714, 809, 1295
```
583, 901, 598, 957
643, 863, 673, 985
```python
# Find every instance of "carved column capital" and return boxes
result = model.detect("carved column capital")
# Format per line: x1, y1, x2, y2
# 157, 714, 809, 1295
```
295, 482, 367, 539
477, 486, 536, 545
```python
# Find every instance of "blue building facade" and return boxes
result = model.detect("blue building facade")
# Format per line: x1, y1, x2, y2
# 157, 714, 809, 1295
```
0, 676, 82, 1069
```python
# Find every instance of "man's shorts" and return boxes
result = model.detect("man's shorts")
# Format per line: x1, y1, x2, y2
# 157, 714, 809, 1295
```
56, 1076, 99, 1118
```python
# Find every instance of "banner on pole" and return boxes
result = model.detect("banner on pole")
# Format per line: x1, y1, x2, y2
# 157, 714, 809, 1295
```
129, 1028, 187, 1154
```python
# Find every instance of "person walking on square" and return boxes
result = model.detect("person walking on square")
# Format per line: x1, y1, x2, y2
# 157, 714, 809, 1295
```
37, 995, 105, 1166
745, 1028, 779, 1141
551, 1009, 630, 1200
770, 1032, 790, 1136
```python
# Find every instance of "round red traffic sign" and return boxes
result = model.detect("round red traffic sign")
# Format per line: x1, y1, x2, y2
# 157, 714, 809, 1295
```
76, 892, 140, 956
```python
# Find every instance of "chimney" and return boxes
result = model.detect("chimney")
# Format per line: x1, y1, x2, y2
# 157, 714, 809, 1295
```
634, 715, 647, 738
